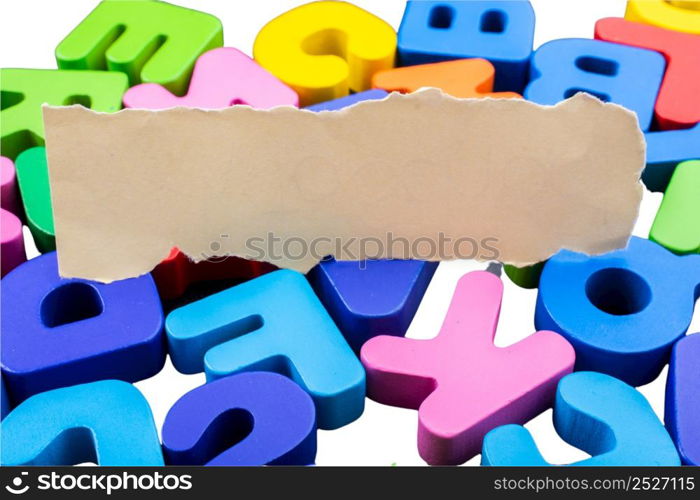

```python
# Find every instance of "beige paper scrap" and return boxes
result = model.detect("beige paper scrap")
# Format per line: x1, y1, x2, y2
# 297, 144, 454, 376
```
43, 89, 645, 282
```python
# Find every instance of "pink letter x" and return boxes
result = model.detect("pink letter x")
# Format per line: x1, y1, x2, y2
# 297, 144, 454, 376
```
361, 271, 575, 464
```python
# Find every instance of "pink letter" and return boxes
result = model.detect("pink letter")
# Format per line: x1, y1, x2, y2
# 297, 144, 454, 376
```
123, 47, 298, 109
361, 270, 575, 464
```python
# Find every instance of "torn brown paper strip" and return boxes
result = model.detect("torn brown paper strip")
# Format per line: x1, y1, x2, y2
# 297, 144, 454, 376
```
43, 89, 644, 283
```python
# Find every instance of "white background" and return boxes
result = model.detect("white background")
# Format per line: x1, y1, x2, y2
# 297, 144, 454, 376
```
2, 0, 698, 466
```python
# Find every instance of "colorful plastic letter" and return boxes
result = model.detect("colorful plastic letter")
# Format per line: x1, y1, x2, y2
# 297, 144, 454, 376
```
525, 39, 665, 131
253, 1, 396, 106
666, 334, 700, 465
397, 1, 535, 92
0, 380, 163, 466
0, 209, 25, 278
152, 247, 275, 301
1, 157, 20, 216
482, 372, 681, 466
626, 0, 700, 35
55, 0, 223, 94
649, 160, 700, 255
643, 123, 700, 192
372, 59, 521, 98
166, 269, 365, 430
1, 252, 165, 403
14, 147, 53, 252
0, 68, 127, 159
536, 237, 700, 386
0, 159, 25, 276
304, 89, 388, 111
162, 372, 316, 465
360, 271, 574, 465
308, 259, 437, 352
595, 18, 700, 130
123, 47, 298, 109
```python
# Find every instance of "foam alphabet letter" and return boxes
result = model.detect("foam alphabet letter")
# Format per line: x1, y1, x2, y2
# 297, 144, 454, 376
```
166, 270, 365, 430
308, 258, 437, 352
397, 1, 535, 92
1, 157, 20, 216
536, 237, 700, 386
361, 271, 574, 465
525, 39, 665, 131
55, 0, 223, 94
0, 158, 25, 276
0, 209, 25, 278
650, 160, 700, 255
1, 380, 163, 466
123, 47, 298, 109
372, 59, 521, 98
253, 1, 396, 106
626, 0, 700, 35
666, 334, 700, 466
14, 147, 53, 252
595, 17, 700, 130
482, 371, 681, 466
1, 253, 165, 403
162, 372, 316, 465
0, 69, 127, 159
